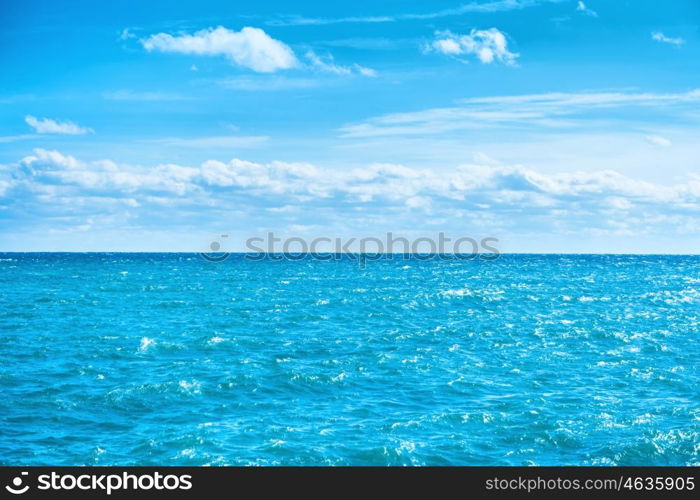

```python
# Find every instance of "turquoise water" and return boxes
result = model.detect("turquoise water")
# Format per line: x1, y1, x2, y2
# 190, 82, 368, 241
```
0, 253, 698, 466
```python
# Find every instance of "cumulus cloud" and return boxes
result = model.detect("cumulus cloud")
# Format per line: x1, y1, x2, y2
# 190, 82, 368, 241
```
0, 178, 13, 197
17, 149, 199, 196
139, 26, 376, 77
25, 115, 92, 135
427, 28, 518, 65
575, 1, 598, 17
6, 149, 698, 222
141, 26, 298, 73
651, 32, 684, 46
4, 148, 699, 251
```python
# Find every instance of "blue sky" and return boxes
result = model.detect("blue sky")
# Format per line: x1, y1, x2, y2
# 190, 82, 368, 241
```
1, 0, 699, 252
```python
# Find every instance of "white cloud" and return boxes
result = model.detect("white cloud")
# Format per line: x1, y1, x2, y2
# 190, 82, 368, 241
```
0, 178, 13, 197
651, 32, 684, 46
405, 196, 431, 209
576, 1, 598, 17
141, 26, 298, 73
428, 29, 518, 65
305, 50, 352, 75
18, 149, 199, 195
25, 115, 92, 135
304, 50, 377, 76
645, 135, 672, 147
472, 152, 500, 165
355, 65, 378, 77
606, 197, 632, 210
119, 28, 136, 40
140, 26, 373, 78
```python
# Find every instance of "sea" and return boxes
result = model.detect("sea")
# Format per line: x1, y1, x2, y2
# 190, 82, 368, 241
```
0, 253, 698, 465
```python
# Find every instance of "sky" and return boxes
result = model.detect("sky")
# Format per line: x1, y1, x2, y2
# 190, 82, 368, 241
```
1, 0, 699, 253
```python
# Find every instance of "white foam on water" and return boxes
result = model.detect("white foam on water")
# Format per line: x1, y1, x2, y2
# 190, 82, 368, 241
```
138, 337, 156, 352
178, 379, 201, 394
331, 372, 346, 382
441, 288, 472, 297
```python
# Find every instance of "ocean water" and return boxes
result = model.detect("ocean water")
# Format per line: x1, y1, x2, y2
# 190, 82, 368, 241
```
0, 253, 698, 466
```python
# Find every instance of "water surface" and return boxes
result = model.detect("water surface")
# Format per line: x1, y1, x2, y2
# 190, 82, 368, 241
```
0, 253, 697, 465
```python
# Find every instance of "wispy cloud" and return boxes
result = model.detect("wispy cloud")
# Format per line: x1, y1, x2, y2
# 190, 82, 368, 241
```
102, 90, 187, 101
25, 115, 93, 135
651, 31, 684, 46
339, 90, 700, 137
268, 0, 560, 26
0, 134, 37, 144
217, 76, 321, 91
305, 50, 377, 76
118, 28, 137, 41
315, 37, 414, 51
141, 26, 299, 73
145, 136, 269, 148
426, 29, 518, 65
575, 1, 598, 17
645, 135, 672, 147
268, 15, 393, 27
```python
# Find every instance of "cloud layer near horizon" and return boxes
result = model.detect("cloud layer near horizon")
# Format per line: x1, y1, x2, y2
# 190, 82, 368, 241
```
2, 148, 698, 244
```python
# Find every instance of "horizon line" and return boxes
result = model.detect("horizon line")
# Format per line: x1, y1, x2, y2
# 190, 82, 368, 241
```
1, 251, 698, 256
